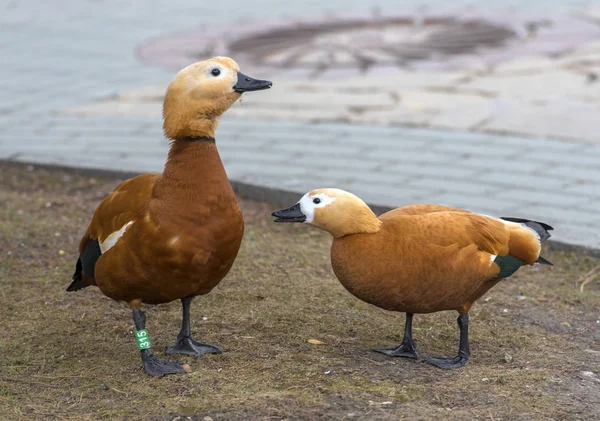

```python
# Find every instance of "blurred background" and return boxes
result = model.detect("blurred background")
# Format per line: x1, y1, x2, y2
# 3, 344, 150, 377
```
1, 0, 599, 251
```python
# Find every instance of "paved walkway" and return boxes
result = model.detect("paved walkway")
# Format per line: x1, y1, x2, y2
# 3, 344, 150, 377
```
1, 0, 599, 253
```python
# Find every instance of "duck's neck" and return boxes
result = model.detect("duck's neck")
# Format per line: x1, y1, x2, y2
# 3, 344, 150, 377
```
163, 117, 219, 140
328, 210, 382, 238
153, 138, 231, 202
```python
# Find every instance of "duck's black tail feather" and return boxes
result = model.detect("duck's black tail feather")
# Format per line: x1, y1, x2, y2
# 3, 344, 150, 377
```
66, 239, 101, 291
536, 256, 554, 266
500, 217, 554, 266
67, 258, 88, 291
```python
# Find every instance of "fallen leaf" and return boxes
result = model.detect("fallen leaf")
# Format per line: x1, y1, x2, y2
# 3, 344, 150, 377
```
307, 339, 326, 345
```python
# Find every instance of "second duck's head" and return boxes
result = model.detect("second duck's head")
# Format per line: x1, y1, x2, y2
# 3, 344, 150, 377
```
272, 188, 382, 237
163, 56, 272, 139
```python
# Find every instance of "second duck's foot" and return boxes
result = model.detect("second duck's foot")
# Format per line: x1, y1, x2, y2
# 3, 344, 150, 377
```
166, 336, 222, 357
143, 355, 190, 377
373, 341, 418, 359
423, 354, 468, 370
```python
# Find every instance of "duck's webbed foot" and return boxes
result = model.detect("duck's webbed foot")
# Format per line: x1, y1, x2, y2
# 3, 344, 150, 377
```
142, 350, 190, 376
131, 307, 190, 377
165, 297, 222, 358
424, 313, 470, 370
373, 313, 419, 359
423, 353, 468, 370
374, 341, 418, 359
166, 336, 221, 357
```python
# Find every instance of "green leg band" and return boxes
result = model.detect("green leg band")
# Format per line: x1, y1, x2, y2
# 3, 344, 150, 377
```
136, 329, 151, 350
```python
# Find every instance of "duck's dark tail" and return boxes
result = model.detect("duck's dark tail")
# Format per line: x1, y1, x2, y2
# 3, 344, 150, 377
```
67, 259, 87, 291
500, 217, 554, 266
66, 239, 101, 291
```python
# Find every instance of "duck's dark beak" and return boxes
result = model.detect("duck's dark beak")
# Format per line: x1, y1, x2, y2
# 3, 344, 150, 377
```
233, 72, 272, 93
272, 203, 306, 223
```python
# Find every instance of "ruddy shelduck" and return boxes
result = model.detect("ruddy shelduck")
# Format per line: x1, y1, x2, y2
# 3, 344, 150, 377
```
272, 188, 553, 369
67, 57, 272, 376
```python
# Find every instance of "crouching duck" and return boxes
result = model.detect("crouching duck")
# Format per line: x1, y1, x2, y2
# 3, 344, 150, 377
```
272, 189, 553, 369
67, 57, 272, 376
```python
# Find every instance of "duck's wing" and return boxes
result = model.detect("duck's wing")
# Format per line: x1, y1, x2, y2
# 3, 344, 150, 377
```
382, 204, 470, 218
398, 211, 549, 266
82, 173, 160, 248
67, 173, 160, 291
417, 212, 510, 255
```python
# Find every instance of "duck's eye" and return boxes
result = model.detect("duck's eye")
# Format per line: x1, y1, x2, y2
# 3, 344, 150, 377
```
211, 68, 221, 77
313, 198, 321, 204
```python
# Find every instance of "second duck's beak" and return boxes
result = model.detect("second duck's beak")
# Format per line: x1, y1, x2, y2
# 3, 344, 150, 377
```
233, 72, 272, 93
272, 203, 306, 223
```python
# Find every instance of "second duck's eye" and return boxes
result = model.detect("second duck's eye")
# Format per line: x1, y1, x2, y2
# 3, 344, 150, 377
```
211, 68, 221, 77
313, 198, 321, 204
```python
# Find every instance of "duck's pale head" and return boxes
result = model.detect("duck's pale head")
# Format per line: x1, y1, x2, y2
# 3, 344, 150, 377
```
163, 56, 272, 140
272, 188, 381, 237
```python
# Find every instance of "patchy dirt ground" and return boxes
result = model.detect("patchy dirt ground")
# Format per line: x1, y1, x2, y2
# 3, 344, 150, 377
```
0, 162, 599, 421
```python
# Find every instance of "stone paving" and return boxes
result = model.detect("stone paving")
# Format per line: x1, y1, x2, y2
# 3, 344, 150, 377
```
1, 0, 599, 253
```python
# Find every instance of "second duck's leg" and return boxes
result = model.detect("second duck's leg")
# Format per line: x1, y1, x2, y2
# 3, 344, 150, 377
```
373, 312, 418, 359
423, 313, 470, 370
131, 307, 190, 377
166, 297, 222, 357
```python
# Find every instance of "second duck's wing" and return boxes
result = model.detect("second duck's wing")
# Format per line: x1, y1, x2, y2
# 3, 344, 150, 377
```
386, 211, 546, 266
381, 204, 470, 218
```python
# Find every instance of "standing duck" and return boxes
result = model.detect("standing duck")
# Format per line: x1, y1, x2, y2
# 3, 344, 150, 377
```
272, 189, 553, 369
67, 57, 272, 376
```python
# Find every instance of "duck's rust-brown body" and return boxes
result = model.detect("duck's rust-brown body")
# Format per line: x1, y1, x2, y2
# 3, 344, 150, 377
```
68, 56, 272, 377
331, 208, 505, 315
272, 190, 553, 369
82, 141, 243, 305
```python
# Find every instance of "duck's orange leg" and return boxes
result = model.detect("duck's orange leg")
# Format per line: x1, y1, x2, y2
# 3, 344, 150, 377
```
129, 299, 190, 377
373, 312, 418, 359
166, 297, 222, 357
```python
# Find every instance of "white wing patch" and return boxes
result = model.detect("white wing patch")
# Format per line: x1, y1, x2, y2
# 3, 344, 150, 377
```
99, 221, 134, 253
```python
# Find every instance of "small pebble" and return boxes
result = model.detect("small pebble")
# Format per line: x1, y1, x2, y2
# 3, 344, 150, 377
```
502, 308, 509, 313
45, 202, 52, 208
